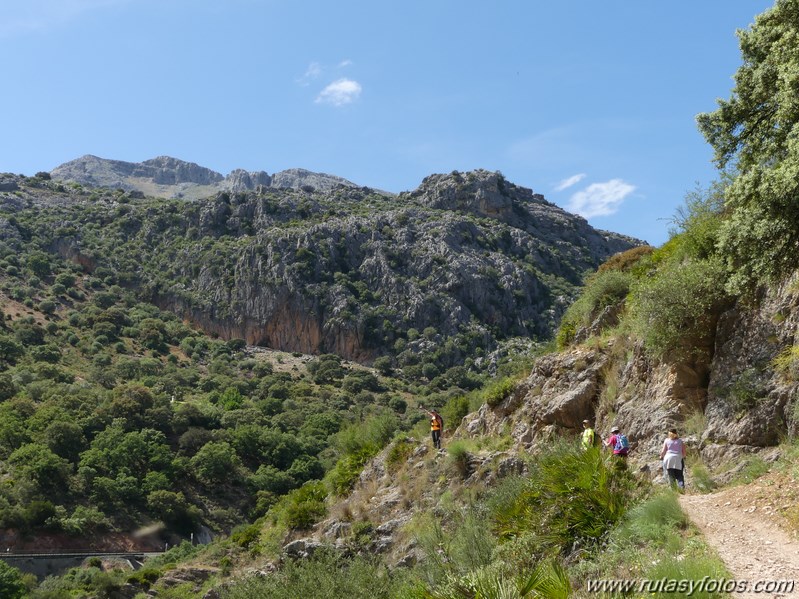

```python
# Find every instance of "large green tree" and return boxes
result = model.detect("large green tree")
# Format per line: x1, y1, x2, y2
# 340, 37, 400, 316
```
697, 0, 799, 292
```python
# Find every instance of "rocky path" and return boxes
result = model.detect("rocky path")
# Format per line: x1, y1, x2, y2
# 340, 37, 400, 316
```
680, 485, 799, 598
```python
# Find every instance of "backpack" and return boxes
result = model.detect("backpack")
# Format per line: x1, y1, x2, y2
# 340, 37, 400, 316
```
613, 434, 630, 454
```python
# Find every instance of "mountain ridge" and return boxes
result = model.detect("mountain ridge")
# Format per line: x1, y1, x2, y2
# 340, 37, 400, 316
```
50, 154, 361, 200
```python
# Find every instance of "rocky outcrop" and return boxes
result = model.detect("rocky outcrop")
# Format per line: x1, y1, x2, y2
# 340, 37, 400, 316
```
270, 168, 356, 191
405, 170, 516, 221
227, 169, 272, 192
462, 278, 799, 477
50, 155, 223, 189
701, 280, 799, 454
140, 156, 224, 186
0, 174, 19, 192
49, 155, 358, 199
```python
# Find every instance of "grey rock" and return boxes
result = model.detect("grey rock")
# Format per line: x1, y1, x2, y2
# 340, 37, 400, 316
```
394, 552, 419, 568
227, 169, 272, 192
270, 168, 356, 191
321, 520, 352, 539
496, 455, 527, 478
0, 176, 19, 192
283, 538, 324, 559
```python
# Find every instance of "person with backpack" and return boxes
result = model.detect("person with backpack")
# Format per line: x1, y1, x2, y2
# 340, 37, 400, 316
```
581, 419, 600, 451
606, 426, 629, 457
426, 409, 443, 449
660, 428, 686, 490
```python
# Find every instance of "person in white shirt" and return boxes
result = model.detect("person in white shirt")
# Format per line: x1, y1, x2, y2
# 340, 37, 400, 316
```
660, 428, 686, 490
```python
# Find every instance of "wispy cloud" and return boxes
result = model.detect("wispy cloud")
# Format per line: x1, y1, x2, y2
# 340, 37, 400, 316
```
295, 62, 322, 86
0, 0, 129, 36
337, 59, 353, 68
554, 173, 586, 191
567, 179, 635, 218
316, 78, 362, 107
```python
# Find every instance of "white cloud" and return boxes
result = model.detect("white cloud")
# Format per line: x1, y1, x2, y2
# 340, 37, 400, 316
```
554, 173, 586, 191
296, 61, 322, 86
567, 179, 635, 218
297, 59, 353, 86
315, 78, 362, 106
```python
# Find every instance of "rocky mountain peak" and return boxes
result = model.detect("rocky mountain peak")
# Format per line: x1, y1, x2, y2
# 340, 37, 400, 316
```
49, 155, 359, 199
139, 156, 224, 186
227, 169, 272, 192
270, 168, 357, 191
404, 169, 548, 223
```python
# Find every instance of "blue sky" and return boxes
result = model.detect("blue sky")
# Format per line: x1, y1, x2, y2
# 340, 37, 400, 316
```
0, 0, 775, 246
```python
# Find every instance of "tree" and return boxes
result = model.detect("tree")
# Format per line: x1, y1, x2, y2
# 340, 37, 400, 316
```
45, 420, 87, 462
0, 373, 16, 401
190, 441, 241, 485
0, 336, 24, 364
8, 443, 72, 497
26, 251, 51, 278
0, 561, 27, 599
696, 0, 799, 292
372, 356, 393, 376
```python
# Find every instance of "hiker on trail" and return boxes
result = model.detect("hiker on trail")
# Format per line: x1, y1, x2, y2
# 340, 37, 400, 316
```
606, 426, 629, 457
581, 419, 599, 450
426, 409, 443, 450
660, 428, 686, 490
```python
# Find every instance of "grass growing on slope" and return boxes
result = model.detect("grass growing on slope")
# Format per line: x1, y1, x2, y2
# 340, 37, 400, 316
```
570, 491, 731, 598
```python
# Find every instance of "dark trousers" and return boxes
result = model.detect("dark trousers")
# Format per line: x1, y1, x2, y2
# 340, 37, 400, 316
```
667, 467, 685, 489
431, 429, 441, 449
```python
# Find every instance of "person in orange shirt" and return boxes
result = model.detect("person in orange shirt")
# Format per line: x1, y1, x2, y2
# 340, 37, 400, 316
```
426, 409, 443, 449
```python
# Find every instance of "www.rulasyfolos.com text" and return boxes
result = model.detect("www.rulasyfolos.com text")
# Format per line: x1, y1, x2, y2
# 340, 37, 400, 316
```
586, 577, 795, 595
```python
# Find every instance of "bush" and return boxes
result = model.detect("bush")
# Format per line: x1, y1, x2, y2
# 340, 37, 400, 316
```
231, 522, 262, 549
489, 443, 641, 555
442, 395, 469, 428
385, 436, 415, 473
481, 377, 516, 408
447, 441, 471, 478
618, 492, 687, 545
556, 269, 632, 348
642, 555, 729, 598
669, 180, 726, 261
597, 245, 656, 274
630, 258, 730, 360
277, 481, 327, 530
190, 441, 241, 485
327, 447, 377, 495
373, 356, 393, 376
221, 552, 404, 599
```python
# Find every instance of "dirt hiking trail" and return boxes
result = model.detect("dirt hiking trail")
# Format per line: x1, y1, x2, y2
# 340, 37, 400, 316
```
679, 475, 799, 598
